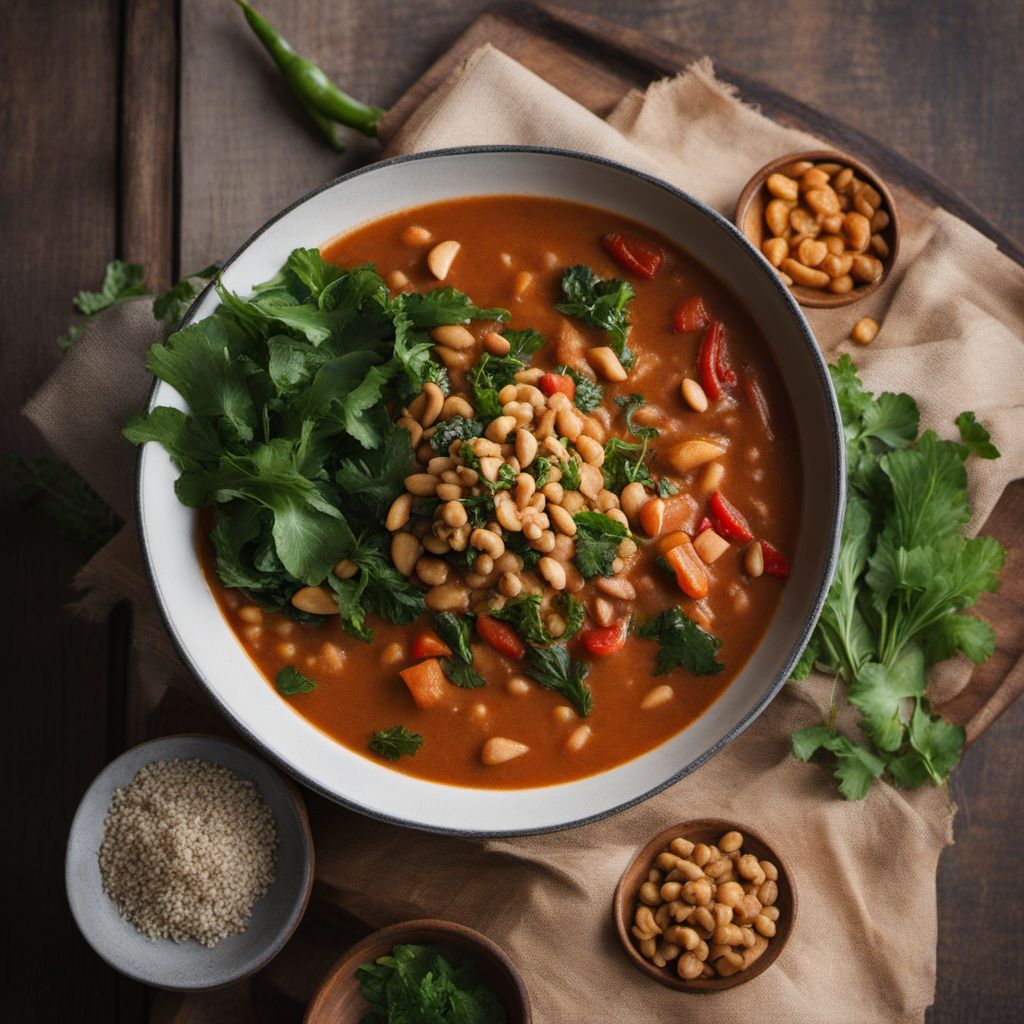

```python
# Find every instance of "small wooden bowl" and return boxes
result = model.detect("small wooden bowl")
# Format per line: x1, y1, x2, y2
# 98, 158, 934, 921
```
735, 149, 900, 308
305, 919, 531, 1023
613, 819, 797, 992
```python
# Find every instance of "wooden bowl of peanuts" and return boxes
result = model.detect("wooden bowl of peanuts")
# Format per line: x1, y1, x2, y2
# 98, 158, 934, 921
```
735, 149, 899, 308
613, 820, 796, 991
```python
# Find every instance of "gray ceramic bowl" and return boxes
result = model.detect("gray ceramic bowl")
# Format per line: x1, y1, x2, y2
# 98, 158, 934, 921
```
66, 734, 314, 990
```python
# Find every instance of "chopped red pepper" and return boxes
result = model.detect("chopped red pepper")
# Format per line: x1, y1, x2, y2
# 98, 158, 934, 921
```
743, 375, 775, 441
709, 491, 754, 543
761, 541, 791, 579
696, 516, 713, 535
602, 232, 664, 278
410, 630, 452, 661
476, 614, 525, 660
538, 373, 575, 401
672, 294, 711, 333
579, 623, 627, 656
696, 322, 737, 401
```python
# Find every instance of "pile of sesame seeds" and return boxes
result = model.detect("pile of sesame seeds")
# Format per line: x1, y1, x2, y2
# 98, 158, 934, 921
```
98, 758, 278, 948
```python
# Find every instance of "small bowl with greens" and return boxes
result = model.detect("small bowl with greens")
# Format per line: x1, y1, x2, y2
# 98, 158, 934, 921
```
304, 919, 529, 1024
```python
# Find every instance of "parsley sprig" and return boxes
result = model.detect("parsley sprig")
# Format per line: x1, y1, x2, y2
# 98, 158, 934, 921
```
792, 357, 1005, 799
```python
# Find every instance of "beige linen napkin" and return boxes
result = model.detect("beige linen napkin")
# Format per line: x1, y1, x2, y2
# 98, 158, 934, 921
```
28, 47, 1024, 1024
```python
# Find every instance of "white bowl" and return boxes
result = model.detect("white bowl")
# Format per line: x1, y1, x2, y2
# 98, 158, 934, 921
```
136, 147, 844, 836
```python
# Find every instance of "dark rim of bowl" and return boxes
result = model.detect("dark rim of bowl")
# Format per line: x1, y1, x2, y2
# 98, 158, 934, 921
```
64, 734, 314, 990
133, 145, 846, 838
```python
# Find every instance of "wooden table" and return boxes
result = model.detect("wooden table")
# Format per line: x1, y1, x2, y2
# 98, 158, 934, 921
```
3, 1, 1021, 1020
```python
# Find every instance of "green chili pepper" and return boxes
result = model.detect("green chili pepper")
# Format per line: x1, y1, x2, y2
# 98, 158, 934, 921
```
235, 0, 384, 152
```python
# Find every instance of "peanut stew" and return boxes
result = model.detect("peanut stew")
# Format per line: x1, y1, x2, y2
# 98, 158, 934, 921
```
137, 195, 800, 788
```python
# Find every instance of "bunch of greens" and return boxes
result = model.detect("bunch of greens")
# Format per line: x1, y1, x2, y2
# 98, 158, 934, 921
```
555, 265, 635, 367
357, 943, 505, 1024
124, 247, 508, 640
792, 357, 1005, 799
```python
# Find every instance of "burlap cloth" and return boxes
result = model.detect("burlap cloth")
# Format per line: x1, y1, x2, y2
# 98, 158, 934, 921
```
28, 47, 1024, 1023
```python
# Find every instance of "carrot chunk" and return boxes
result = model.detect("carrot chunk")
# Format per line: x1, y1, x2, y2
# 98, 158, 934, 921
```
399, 658, 448, 708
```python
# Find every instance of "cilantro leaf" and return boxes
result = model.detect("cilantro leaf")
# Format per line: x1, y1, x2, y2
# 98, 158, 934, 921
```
614, 393, 658, 439
523, 644, 592, 716
559, 454, 581, 491
555, 265, 635, 367
792, 726, 886, 801
61, 259, 148, 350
956, 411, 1000, 460
572, 510, 628, 578
467, 353, 525, 421
847, 647, 927, 752
887, 701, 965, 788
502, 328, 546, 360
601, 436, 653, 492
334, 423, 415, 520
400, 288, 509, 329
556, 364, 603, 413
489, 593, 583, 646
638, 608, 724, 676
528, 455, 553, 488
369, 725, 424, 761
152, 264, 220, 325
435, 612, 486, 688
275, 665, 316, 695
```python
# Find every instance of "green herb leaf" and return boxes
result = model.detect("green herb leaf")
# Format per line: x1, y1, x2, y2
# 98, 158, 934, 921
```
887, 701, 966, 788
60, 259, 149, 350
602, 436, 653, 491
400, 288, 509, 329
792, 726, 886, 801
435, 612, 486, 688
491, 593, 585, 647
638, 608, 724, 676
555, 264, 635, 367
614, 393, 658, 439
555, 364, 603, 413
152, 264, 220, 325
572, 510, 628, 579
847, 647, 926, 753
955, 411, 1001, 460
368, 725, 424, 761
275, 665, 316, 695
524, 644, 592, 716
502, 328, 546, 360
559, 454, 581, 491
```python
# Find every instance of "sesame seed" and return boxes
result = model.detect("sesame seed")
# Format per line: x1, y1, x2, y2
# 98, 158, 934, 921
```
98, 758, 277, 947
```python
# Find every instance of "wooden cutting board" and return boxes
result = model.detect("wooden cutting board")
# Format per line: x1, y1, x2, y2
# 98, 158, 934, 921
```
378, 0, 1024, 743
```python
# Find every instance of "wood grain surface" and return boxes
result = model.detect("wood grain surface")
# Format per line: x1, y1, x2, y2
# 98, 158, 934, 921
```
3, 2, 1021, 1022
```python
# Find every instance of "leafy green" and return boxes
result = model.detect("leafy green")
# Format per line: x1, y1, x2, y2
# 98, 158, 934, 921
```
523, 644, 592, 716
60, 259, 148, 350
400, 288, 508, 329
555, 264, 635, 367
572, 510, 628, 578
955, 411, 1001, 460
368, 726, 424, 762
7, 454, 121, 553
792, 357, 1004, 799
430, 415, 483, 455
435, 612, 486, 689
490, 593, 584, 646
601, 436, 654, 491
614, 393, 658, 440
502, 328, 546, 360
638, 608, 724, 676
152, 264, 220, 325
556, 364, 603, 412
467, 352, 526, 422
792, 726, 886, 801
127, 248, 438, 639
356, 942, 505, 1023
275, 665, 316, 695
528, 455, 553, 488
559, 454, 581, 491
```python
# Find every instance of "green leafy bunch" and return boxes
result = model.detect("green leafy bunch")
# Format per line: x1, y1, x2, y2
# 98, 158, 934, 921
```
124, 247, 508, 638
792, 357, 1005, 799
356, 942, 505, 1024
